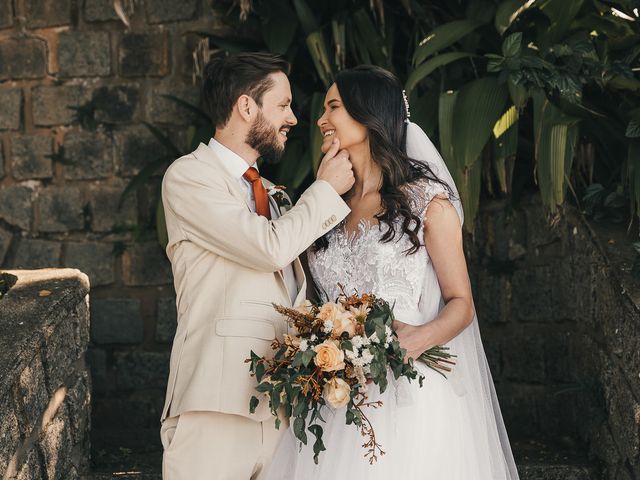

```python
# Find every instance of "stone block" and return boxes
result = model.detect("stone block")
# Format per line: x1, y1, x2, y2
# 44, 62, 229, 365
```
15, 445, 42, 480
64, 242, 115, 286
121, 242, 172, 286
32, 85, 92, 126
86, 347, 107, 394
38, 186, 85, 232
63, 369, 91, 450
93, 396, 163, 429
0, 405, 20, 475
119, 32, 170, 77
85, 0, 119, 21
0, 88, 22, 129
502, 332, 546, 383
526, 205, 563, 252
63, 130, 114, 179
148, 85, 201, 125
494, 383, 543, 439
0, 184, 35, 230
17, 353, 48, 434
511, 266, 554, 323
476, 272, 511, 324
0, 226, 12, 265
0, 38, 47, 80
0, 0, 13, 29
146, 0, 198, 23
115, 351, 170, 390
482, 333, 502, 377
92, 84, 141, 124
25, 0, 71, 27
114, 124, 171, 176
90, 298, 143, 344
48, 316, 82, 389
156, 296, 177, 343
11, 238, 62, 268
10, 134, 53, 180
88, 181, 138, 232
58, 31, 111, 77
39, 404, 73, 480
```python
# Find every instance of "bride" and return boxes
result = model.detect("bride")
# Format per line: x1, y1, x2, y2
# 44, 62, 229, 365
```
265, 65, 519, 479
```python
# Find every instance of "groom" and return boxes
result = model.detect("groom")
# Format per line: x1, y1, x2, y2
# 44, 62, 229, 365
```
159, 52, 353, 479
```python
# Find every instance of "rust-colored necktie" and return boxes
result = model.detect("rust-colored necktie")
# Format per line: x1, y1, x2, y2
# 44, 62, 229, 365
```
243, 167, 271, 220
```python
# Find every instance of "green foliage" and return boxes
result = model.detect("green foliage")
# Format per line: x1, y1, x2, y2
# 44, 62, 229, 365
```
128, 0, 640, 245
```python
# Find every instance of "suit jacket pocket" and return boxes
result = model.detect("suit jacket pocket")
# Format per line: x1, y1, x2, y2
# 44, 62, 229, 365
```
215, 317, 276, 341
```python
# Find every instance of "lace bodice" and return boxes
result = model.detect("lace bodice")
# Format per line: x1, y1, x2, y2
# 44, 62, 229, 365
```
308, 177, 451, 314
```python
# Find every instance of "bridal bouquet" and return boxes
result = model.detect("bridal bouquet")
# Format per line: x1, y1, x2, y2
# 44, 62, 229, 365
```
246, 287, 456, 464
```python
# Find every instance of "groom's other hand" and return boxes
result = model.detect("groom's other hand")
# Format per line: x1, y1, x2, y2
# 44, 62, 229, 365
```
316, 138, 355, 195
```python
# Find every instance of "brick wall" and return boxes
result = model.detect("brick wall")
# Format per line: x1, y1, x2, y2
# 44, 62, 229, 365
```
0, 0, 223, 453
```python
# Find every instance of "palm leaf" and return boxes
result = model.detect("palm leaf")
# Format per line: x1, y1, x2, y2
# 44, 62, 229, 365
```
292, 0, 319, 35
452, 77, 509, 168
493, 105, 519, 139
532, 90, 580, 210
538, 0, 584, 49
413, 19, 482, 66
202, 33, 262, 52
331, 16, 346, 70
353, 8, 390, 68
495, 0, 535, 35
438, 90, 459, 176
118, 155, 173, 209
142, 121, 182, 158
305, 32, 334, 88
309, 92, 325, 172
628, 140, 640, 216
461, 159, 483, 233
159, 94, 210, 123
405, 52, 474, 96
261, 0, 298, 54
492, 120, 519, 194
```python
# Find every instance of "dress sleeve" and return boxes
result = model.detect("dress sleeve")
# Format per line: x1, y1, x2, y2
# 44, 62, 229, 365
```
410, 178, 455, 222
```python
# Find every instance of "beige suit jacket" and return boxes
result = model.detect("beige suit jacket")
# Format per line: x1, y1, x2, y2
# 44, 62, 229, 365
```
160, 143, 350, 422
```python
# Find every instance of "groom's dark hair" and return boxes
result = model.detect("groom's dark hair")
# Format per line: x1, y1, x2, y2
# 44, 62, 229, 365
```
202, 52, 291, 129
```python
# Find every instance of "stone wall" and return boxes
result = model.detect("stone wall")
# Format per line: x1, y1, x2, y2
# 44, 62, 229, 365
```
0, 0, 224, 455
469, 196, 640, 479
0, 268, 90, 479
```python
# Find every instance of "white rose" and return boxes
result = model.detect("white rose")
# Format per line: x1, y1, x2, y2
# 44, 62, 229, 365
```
313, 340, 346, 372
323, 377, 351, 409
318, 302, 343, 323
332, 311, 357, 338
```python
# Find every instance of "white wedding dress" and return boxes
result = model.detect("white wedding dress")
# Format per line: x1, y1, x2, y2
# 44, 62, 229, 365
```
264, 124, 519, 480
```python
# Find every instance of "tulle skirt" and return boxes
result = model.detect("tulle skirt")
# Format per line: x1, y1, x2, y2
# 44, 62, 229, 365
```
264, 361, 513, 479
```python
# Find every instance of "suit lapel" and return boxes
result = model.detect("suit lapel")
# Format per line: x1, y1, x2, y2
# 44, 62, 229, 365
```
192, 143, 296, 303
292, 258, 307, 307
192, 143, 252, 212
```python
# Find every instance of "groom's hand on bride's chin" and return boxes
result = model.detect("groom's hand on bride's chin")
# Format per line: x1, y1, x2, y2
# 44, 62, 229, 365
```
317, 138, 355, 195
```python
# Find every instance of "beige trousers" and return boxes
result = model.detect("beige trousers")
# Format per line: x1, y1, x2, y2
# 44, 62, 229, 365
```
161, 411, 285, 480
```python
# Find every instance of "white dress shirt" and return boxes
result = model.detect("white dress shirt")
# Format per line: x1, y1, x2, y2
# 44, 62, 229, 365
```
208, 138, 299, 302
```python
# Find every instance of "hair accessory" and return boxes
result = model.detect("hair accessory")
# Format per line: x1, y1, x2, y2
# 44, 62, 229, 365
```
402, 89, 411, 124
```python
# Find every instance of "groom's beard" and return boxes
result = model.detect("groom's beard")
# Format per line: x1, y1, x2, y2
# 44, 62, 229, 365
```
246, 110, 285, 162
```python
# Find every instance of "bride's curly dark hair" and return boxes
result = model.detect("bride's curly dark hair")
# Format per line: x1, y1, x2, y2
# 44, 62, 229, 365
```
313, 65, 455, 255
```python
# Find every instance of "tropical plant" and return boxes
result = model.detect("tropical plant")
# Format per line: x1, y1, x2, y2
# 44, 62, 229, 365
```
122, 0, 640, 246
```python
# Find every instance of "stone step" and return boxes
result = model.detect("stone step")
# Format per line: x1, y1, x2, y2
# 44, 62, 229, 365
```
86, 434, 599, 479
514, 439, 598, 480
519, 464, 596, 480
